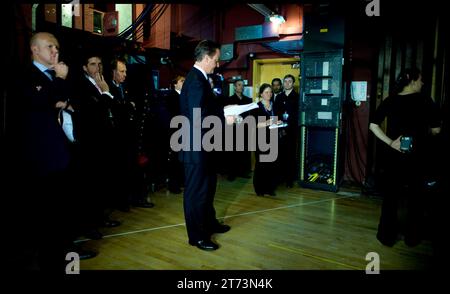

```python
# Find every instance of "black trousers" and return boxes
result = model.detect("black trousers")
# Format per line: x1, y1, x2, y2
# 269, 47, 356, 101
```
253, 159, 278, 195
168, 150, 184, 191
278, 127, 299, 185
226, 150, 251, 178
7, 168, 79, 271
183, 162, 220, 242
377, 154, 424, 241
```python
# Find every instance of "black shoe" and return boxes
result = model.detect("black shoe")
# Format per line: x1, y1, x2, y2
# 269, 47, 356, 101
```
268, 191, 276, 196
85, 229, 103, 240
67, 245, 97, 260
118, 205, 131, 212
239, 174, 252, 179
211, 224, 231, 234
189, 239, 219, 251
77, 249, 97, 260
286, 182, 293, 188
133, 201, 154, 208
376, 232, 396, 247
103, 219, 121, 227
169, 187, 182, 194
227, 175, 236, 181
404, 234, 421, 247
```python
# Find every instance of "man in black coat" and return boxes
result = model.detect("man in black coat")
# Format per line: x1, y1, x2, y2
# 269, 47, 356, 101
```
225, 79, 252, 180
274, 74, 300, 187
178, 40, 236, 251
5, 32, 96, 270
108, 58, 153, 209
72, 53, 121, 231
166, 75, 185, 194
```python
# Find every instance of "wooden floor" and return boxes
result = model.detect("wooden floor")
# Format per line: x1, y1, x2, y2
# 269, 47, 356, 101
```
79, 176, 434, 270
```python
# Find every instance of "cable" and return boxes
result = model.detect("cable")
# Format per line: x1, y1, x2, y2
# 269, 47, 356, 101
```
117, 4, 153, 39
151, 4, 169, 27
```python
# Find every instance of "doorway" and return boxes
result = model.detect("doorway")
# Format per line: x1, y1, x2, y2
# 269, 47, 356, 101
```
252, 58, 300, 101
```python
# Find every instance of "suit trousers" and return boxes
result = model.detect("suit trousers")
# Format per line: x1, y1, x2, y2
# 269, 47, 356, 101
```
183, 161, 220, 242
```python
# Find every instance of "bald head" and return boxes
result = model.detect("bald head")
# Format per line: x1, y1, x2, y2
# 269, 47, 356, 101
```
30, 32, 60, 67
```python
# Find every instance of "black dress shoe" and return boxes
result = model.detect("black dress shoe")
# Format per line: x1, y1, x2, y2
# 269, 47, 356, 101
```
169, 187, 182, 194
77, 249, 97, 260
211, 224, 231, 234
376, 232, 396, 247
133, 201, 154, 208
85, 229, 103, 240
404, 234, 421, 247
67, 245, 97, 260
239, 173, 252, 179
103, 219, 121, 227
118, 205, 131, 212
268, 191, 276, 196
189, 239, 219, 251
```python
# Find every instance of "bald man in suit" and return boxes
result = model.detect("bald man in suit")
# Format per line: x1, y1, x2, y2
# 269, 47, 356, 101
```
6, 32, 96, 270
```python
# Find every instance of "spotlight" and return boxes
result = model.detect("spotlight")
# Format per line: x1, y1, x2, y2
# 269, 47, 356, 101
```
269, 13, 285, 25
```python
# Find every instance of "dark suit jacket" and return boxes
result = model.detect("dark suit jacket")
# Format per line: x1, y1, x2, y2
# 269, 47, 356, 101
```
12, 63, 71, 176
274, 89, 299, 128
109, 81, 136, 132
72, 75, 115, 150
166, 89, 181, 119
179, 67, 224, 164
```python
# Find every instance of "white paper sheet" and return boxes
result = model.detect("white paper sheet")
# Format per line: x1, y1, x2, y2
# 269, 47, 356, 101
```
223, 102, 258, 116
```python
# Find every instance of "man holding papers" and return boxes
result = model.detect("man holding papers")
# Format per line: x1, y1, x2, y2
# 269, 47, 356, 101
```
179, 40, 236, 251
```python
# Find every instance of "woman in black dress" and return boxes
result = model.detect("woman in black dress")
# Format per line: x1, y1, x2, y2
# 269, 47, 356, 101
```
252, 83, 282, 196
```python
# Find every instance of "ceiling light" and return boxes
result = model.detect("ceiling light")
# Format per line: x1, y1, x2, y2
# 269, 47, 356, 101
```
269, 14, 285, 25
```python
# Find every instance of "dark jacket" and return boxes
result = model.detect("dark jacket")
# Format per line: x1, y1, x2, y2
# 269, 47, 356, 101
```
11, 63, 71, 176
179, 67, 224, 164
72, 75, 115, 150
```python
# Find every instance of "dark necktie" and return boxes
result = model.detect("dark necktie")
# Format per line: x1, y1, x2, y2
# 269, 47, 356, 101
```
118, 84, 125, 100
45, 69, 56, 81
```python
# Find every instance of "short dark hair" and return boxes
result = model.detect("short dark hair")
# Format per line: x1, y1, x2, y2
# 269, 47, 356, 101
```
283, 74, 295, 84
194, 40, 220, 62
259, 83, 272, 96
110, 58, 127, 71
82, 51, 102, 66
271, 78, 282, 85
395, 68, 421, 92
171, 75, 185, 87
233, 78, 244, 86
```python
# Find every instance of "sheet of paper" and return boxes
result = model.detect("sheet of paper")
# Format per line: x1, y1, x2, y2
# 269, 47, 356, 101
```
224, 102, 258, 116
269, 122, 288, 129
351, 81, 367, 101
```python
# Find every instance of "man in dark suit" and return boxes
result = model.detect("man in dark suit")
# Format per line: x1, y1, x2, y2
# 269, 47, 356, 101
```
108, 58, 154, 209
166, 75, 185, 194
271, 78, 283, 103
72, 53, 121, 234
225, 79, 253, 181
179, 40, 236, 251
5, 32, 96, 270
274, 74, 300, 188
